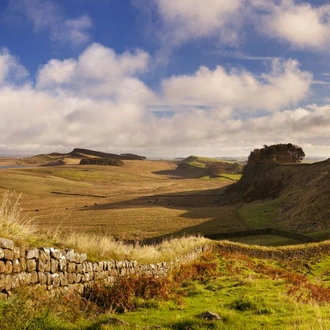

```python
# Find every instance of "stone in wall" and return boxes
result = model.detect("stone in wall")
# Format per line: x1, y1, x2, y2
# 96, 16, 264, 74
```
0, 237, 209, 298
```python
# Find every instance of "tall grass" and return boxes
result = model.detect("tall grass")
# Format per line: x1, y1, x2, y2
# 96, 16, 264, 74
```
0, 190, 209, 263
0, 191, 36, 243
60, 233, 209, 263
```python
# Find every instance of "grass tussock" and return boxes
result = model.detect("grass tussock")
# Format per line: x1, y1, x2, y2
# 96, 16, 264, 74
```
59, 232, 210, 263
0, 191, 36, 243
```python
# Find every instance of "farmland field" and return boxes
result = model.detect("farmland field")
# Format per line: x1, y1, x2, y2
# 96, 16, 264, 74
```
0, 159, 247, 241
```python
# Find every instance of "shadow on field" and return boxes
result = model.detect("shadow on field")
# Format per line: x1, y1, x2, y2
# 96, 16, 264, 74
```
80, 187, 226, 210
79, 186, 249, 241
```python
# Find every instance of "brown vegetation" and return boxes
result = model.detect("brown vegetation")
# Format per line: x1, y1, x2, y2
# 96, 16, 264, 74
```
84, 251, 218, 313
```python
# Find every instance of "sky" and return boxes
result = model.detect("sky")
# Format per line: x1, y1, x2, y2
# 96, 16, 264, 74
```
1, 0, 330, 158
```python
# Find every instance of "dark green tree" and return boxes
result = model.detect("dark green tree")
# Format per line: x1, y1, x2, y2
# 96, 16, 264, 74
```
247, 143, 305, 165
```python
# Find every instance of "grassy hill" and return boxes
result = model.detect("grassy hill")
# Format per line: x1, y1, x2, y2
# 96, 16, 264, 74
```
16, 148, 146, 166
2, 152, 330, 328
224, 158, 330, 239
175, 155, 243, 180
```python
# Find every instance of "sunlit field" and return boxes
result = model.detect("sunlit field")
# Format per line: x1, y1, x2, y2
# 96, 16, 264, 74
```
0, 159, 245, 241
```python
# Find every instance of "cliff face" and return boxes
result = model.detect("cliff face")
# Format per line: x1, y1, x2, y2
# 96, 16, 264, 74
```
225, 159, 330, 232
226, 163, 297, 201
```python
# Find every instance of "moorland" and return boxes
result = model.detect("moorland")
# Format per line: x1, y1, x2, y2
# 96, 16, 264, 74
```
2, 147, 330, 329
0, 148, 246, 244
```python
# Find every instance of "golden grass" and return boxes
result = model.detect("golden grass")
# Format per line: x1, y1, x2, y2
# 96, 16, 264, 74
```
0, 189, 210, 262
59, 232, 210, 262
0, 191, 36, 243
0, 160, 240, 241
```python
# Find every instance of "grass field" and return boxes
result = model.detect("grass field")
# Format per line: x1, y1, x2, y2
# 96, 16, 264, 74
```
3, 249, 330, 329
0, 159, 246, 242
3, 157, 330, 329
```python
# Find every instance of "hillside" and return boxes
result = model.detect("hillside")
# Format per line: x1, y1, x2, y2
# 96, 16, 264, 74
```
18, 148, 146, 166
175, 155, 244, 179
225, 158, 330, 234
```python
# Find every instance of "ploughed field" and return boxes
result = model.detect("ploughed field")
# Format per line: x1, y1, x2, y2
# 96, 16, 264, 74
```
0, 159, 247, 241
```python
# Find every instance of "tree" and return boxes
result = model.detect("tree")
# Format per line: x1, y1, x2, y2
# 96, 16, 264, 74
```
247, 143, 305, 165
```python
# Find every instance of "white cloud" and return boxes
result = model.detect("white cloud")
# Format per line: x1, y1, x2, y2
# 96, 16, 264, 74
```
36, 43, 153, 103
8, 0, 92, 46
36, 59, 76, 87
257, 1, 330, 50
148, 0, 243, 46
161, 58, 312, 111
0, 48, 29, 84
134, 0, 330, 54
51, 14, 92, 46
1, 44, 330, 158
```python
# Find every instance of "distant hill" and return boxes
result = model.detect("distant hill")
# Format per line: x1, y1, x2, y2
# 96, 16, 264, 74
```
68, 148, 146, 160
20, 148, 146, 166
175, 155, 244, 179
225, 158, 330, 233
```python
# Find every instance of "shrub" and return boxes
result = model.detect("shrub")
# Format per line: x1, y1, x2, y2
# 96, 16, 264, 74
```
172, 251, 218, 285
84, 274, 174, 313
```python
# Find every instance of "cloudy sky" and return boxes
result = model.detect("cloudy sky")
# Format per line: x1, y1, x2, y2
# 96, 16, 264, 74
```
1, 0, 330, 158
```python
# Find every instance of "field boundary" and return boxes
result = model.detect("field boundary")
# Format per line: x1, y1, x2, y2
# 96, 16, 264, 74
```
205, 227, 315, 243
215, 239, 330, 260
0, 237, 210, 299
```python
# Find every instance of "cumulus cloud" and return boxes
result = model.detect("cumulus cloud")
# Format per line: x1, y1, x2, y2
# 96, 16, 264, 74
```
161, 58, 312, 111
256, 0, 330, 50
135, 0, 330, 53
135, 0, 244, 47
8, 0, 92, 46
1, 44, 330, 158
141, 104, 330, 157
0, 48, 29, 84
36, 43, 153, 103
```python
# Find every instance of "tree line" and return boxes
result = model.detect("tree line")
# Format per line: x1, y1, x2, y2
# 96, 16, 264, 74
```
79, 158, 124, 166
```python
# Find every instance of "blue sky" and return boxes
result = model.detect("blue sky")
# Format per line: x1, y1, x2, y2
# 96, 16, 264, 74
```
1, 0, 330, 158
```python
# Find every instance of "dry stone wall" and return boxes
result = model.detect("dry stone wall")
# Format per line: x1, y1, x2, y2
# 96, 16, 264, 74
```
0, 237, 208, 298
215, 240, 330, 260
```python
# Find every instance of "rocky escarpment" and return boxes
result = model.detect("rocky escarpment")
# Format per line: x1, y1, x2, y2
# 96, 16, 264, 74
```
225, 162, 304, 202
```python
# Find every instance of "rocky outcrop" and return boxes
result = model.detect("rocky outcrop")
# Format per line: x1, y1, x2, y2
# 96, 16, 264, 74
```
225, 163, 299, 202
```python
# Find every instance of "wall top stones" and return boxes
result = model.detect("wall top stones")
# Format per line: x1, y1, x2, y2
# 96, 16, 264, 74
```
0, 238, 15, 250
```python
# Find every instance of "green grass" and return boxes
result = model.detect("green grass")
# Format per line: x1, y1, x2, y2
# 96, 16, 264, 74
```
237, 198, 284, 229
3, 250, 328, 329
230, 234, 300, 246
112, 251, 330, 329
307, 229, 330, 241
219, 174, 242, 181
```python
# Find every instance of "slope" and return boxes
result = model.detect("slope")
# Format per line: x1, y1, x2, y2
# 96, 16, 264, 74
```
225, 159, 330, 235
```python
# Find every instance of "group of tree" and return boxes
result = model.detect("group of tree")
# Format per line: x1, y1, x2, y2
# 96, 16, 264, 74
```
79, 158, 124, 166
247, 143, 305, 165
